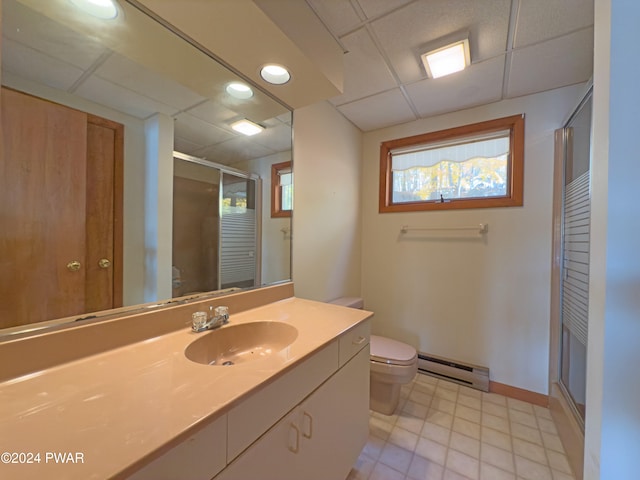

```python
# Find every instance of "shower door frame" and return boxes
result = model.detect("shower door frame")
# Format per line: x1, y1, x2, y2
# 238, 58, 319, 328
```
556, 88, 592, 429
548, 85, 592, 480
173, 151, 262, 292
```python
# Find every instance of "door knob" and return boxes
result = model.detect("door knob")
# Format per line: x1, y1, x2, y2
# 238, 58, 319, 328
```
98, 258, 111, 269
67, 260, 81, 272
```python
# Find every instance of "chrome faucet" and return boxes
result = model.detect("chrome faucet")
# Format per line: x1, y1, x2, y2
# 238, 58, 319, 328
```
192, 305, 229, 333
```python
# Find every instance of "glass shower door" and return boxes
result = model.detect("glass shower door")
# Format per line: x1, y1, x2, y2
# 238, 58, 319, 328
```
559, 91, 592, 423
172, 158, 220, 297
219, 172, 259, 289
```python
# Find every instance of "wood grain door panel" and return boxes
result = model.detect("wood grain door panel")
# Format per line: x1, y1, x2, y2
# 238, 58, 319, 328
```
1, 88, 87, 326
85, 115, 123, 313
0, 88, 123, 328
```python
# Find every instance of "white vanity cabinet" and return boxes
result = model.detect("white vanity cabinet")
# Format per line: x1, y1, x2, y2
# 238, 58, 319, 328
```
128, 318, 371, 480
294, 346, 370, 480
128, 414, 227, 480
215, 346, 370, 480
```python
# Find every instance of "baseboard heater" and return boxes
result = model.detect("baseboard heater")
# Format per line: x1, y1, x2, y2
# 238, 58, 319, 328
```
417, 352, 489, 392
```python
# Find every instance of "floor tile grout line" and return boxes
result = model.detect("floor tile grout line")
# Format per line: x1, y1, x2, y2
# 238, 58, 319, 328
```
356, 375, 576, 480
506, 396, 519, 480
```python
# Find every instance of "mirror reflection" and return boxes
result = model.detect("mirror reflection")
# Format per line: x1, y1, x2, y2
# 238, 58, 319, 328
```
0, 0, 292, 335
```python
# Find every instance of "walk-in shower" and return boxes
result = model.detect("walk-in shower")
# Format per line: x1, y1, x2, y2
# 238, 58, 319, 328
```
172, 152, 260, 297
549, 86, 593, 478
558, 89, 592, 426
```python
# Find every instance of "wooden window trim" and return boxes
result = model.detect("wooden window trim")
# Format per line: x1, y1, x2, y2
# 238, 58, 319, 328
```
379, 114, 524, 213
271, 161, 292, 218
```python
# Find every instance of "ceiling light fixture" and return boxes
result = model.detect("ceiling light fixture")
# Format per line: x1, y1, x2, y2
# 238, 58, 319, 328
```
231, 119, 264, 136
260, 64, 291, 85
421, 36, 470, 79
225, 82, 254, 100
69, 0, 119, 19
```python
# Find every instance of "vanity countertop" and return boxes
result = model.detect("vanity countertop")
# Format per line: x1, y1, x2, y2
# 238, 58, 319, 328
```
0, 297, 372, 479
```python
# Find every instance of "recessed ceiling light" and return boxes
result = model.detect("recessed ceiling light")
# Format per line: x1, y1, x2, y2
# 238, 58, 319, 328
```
225, 82, 254, 100
260, 64, 291, 85
421, 37, 470, 79
69, 0, 119, 19
231, 119, 264, 136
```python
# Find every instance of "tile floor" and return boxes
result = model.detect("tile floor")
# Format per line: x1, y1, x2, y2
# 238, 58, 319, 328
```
348, 374, 576, 480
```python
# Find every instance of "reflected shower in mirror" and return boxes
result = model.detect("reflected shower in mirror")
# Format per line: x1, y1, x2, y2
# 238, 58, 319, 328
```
0, 0, 292, 335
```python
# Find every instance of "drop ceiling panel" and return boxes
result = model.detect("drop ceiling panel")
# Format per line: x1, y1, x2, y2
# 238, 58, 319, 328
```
173, 112, 236, 146
356, 0, 415, 20
276, 112, 293, 125
1, 38, 83, 91
253, 123, 293, 153
370, 0, 511, 84
337, 88, 416, 131
405, 55, 505, 118
94, 53, 206, 111
195, 137, 276, 165
74, 76, 179, 119
507, 29, 593, 98
184, 100, 240, 128
3, 0, 109, 70
514, 0, 594, 48
306, 0, 362, 36
174, 136, 204, 155
328, 27, 398, 106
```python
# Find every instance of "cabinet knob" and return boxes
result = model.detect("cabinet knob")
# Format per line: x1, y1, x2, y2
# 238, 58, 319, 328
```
66, 260, 81, 272
98, 258, 111, 269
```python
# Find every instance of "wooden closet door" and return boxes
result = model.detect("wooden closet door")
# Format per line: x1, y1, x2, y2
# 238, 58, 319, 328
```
0, 88, 123, 329
0, 87, 88, 327
85, 115, 123, 313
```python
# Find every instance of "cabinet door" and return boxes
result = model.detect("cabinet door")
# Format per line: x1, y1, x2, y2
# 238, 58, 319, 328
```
216, 347, 370, 480
297, 346, 370, 480
215, 408, 303, 480
128, 415, 227, 480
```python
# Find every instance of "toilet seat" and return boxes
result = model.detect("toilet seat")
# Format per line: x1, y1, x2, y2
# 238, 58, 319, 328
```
370, 335, 417, 366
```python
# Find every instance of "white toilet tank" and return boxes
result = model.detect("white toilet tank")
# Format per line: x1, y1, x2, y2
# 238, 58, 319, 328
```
329, 297, 364, 309
328, 296, 416, 415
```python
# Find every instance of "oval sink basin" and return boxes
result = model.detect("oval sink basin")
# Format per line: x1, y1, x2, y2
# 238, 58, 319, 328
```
185, 321, 298, 366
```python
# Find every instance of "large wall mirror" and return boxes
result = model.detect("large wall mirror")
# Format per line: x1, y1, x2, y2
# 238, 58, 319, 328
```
0, 0, 293, 336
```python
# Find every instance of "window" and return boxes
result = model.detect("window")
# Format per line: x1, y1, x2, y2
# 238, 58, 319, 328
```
379, 114, 524, 212
271, 161, 292, 217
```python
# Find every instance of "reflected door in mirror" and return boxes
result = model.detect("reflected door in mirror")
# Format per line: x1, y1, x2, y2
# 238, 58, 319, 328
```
0, 88, 123, 328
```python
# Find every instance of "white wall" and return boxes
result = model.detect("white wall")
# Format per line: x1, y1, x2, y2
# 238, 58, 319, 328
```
361, 85, 585, 394
242, 151, 292, 285
143, 113, 174, 302
292, 101, 362, 302
585, 0, 640, 478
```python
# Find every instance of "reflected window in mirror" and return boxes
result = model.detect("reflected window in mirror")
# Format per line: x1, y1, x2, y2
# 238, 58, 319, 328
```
271, 161, 293, 218
0, 0, 292, 337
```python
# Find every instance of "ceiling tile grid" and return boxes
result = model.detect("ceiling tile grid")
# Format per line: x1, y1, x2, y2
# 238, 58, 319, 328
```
94, 53, 207, 111
2, 39, 85, 92
327, 27, 399, 106
356, 0, 415, 19
306, 0, 363, 37
507, 27, 594, 98
405, 55, 506, 118
307, 0, 594, 131
337, 88, 417, 131
513, 0, 595, 48
368, 0, 511, 84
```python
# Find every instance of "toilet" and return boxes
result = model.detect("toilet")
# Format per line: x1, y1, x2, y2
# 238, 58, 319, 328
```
329, 297, 418, 415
